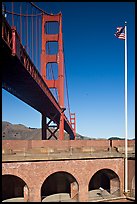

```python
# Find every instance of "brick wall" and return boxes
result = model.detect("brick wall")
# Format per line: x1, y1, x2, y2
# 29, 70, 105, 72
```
111, 140, 135, 147
2, 158, 124, 202
2, 139, 134, 152
128, 159, 135, 192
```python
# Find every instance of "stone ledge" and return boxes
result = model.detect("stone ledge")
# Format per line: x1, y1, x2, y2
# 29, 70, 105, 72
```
2, 151, 123, 162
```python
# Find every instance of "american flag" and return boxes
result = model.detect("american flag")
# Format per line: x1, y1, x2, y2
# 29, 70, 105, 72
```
114, 26, 125, 40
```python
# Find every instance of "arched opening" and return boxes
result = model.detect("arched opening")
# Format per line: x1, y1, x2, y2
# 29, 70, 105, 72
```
88, 169, 120, 200
2, 174, 28, 202
41, 171, 79, 202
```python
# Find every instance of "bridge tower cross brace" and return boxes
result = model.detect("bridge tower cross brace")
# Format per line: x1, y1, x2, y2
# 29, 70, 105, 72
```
41, 13, 65, 140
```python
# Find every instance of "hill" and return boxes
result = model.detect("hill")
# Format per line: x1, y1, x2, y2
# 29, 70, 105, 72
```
2, 121, 91, 140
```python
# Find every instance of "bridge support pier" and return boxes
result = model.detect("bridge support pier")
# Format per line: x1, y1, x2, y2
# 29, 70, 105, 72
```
42, 115, 47, 140
42, 114, 60, 140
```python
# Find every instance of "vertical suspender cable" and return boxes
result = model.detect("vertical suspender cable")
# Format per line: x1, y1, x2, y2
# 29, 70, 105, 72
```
20, 3, 22, 42
36, 10, 38, 68
39, 14, 41, 72
15, 14, 16, 31
63, 40, 71, 121
17, 16, 19, 33
12, 2, 14, 26
25, 4, 27, 50
65, 66, 71, 121
37, 15, 39, 70
28, 4, 30, 57
17, 14, 19, 36
31, 6, 32, 60
26, 3, 28, 52
32, 8, 33, 62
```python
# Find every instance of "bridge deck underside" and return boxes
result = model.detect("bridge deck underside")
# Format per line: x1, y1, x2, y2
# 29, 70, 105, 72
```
2, 39, 73, 137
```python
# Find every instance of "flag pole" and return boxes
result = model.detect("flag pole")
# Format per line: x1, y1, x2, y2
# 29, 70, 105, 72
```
124, 21, 128, 194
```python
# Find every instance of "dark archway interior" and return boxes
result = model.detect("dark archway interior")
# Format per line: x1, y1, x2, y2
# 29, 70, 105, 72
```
89, 172, 110, 192
41, 171, 77, 198
89, 169, 120, 194
2, 175, 26, 201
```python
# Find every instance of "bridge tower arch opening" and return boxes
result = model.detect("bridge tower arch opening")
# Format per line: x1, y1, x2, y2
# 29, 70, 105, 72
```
41, 171, 79, 202
88, 168, 120, 197
2, 174, 29, 202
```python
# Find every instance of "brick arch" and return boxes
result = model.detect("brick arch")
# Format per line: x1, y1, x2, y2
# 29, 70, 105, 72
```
33, 161, 92, 202
2, 172, 28, 187
40, 170, 79, 202
2, 168, 34, 191
86, 161, 123, 189
39, 165, 81, 189
2, 174, 29, 201
88, 168, 120, 195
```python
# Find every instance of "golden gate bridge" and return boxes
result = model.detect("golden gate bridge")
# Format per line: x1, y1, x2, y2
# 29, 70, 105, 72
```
2, 2, 76, 140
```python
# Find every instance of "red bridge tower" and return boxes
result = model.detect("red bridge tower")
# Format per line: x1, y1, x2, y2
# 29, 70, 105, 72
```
41, 13, 76, 140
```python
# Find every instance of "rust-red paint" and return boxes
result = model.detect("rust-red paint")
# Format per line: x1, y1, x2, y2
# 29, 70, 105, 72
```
41, 13, 65, 140
11, 26, 16, 56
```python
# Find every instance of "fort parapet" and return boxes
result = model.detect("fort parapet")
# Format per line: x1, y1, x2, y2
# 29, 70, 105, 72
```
2, 139, 135, 202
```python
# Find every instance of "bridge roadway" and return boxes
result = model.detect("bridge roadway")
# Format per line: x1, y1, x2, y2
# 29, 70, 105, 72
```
2, 16, 74, 138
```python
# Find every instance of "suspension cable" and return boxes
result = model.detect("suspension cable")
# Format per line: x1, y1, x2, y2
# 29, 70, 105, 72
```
36, 9, 37, 68
12, 2, 14, 26
26, 2, 28, 52
4, 2, 61, 17
29, 2, 53, 15
32, 7, 34, 62
63, 40, 71, 121
5, 10, 42, 17
4, 2, 67, 109
20, 3, 22, 41
38, 16, 40, 70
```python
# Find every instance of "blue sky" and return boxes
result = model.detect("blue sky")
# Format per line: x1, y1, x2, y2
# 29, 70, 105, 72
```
2, 2, 135, 139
